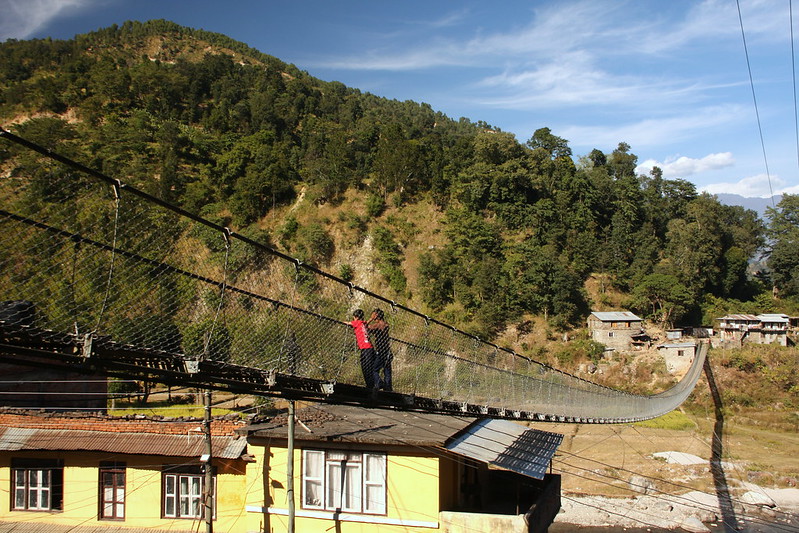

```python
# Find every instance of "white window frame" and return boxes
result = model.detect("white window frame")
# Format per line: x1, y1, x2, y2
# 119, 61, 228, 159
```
15, 469, 50, 510
302, 449, 386, 515
162, 471, 215, 520
11, 460, 63, 512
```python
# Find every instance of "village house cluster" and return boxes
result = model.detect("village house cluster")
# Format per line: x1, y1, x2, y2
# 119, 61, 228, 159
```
588, 311, 797, 373
0, 310, 793, 533
0, 403, 562, 533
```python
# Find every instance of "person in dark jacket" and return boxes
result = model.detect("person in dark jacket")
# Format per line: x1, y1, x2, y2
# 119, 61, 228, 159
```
368, 308, 393, 391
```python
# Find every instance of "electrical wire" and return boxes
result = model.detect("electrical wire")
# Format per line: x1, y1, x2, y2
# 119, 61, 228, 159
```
736, 0, 777, 208
792, 0, 799, 177
294, 403, 798, 532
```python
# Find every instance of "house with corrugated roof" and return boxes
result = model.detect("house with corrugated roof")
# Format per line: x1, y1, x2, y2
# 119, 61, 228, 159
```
716, 314, 789, 347
0, 409, 250, 532
656, 342, 697, 375
0, 403, 564, 533
238, 403, 563, 533
587, 311, 645, 352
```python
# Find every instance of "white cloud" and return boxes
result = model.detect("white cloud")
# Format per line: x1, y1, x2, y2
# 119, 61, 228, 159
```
636, 152, 735, 178
559, 104, 746, 149
0, 0, 96, 41
701, 173, 790, 197
780, 183, 799, 194
316, 2, 635, 71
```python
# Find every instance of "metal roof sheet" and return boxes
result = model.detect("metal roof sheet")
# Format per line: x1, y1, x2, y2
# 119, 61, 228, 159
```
0, 521, 192, 533
445, 418, 563, 480
590, 311, 642, 322
0, 427, 246, 459
718, 314, 759, 321
758, 314, 790, 323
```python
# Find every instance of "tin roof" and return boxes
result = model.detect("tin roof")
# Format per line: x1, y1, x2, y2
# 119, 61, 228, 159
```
445, 418, 563, 480
242, 404, 474, 447
758, 314, 790, 323
243, 405, 563, 481
0, 522, 190, 533
718, 314, 759, 321
0, 427, 246, 459
590, 311, 642, 322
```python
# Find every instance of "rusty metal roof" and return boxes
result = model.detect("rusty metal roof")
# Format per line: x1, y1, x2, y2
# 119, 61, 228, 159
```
0, 427, 246, 459
0, 521, 193, 533
242, 404, 475, 447
718, 314, 759, 321
445, 418, 562, 480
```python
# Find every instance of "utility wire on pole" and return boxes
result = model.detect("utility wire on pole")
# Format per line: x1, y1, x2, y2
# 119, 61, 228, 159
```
287, 400, 296, 533
203, 389, 213, 533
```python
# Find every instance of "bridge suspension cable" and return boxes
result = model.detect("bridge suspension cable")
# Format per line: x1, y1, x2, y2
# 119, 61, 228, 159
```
0, 127, 706, 423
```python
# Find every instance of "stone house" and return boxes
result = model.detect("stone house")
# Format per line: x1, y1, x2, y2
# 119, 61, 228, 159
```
716, 314, 789, 347
656, 342, 697, 375
588, 311, 645, 352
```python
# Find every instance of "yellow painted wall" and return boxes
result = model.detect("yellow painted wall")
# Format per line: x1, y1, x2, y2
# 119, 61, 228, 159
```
0, 451, 248, 532
245, 441, 446, 533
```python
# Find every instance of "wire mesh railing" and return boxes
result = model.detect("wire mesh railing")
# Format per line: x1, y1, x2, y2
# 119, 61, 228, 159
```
0, 128, 706, 423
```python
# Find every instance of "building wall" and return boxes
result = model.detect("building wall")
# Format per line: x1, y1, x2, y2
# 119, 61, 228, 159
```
590, 328, 639, 352
748, 331, 788, 347
587, 317, 643, 352
0, 450, 248, 532
245, 440, 444, 532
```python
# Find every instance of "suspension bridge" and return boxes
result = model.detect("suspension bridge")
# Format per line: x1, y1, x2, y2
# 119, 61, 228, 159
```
0, 127, 706, 424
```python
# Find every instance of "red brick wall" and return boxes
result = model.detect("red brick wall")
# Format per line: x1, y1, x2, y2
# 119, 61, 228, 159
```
0, 409, 245, 436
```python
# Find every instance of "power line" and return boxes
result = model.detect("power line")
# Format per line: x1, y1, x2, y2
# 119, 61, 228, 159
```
792, 0, 799, 178
736, 0, 776, 207
297, 403, 799, 532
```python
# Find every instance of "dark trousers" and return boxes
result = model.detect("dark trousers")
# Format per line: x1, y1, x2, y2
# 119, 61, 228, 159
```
375, 351, 393, 391
359, 348, 378, 389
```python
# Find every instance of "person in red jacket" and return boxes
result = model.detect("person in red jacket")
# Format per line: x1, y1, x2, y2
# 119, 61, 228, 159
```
349, 309, 378, 389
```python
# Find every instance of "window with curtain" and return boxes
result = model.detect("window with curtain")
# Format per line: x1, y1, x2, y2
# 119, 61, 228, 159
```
302, 449, 386, 515
99, 462, 125, 520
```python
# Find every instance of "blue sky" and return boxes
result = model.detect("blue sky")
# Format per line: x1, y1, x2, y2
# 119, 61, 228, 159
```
3, 0, 799, 198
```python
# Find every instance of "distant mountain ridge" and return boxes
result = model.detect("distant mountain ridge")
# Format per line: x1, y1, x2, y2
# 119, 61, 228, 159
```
715, 193, 782, 220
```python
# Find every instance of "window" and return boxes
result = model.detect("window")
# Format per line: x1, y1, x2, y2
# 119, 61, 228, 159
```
607, 331, 614, 338
302, 449, 386, 515
11, 459, 63, 511
99, 462, 125, 520
162, 466, 215, 520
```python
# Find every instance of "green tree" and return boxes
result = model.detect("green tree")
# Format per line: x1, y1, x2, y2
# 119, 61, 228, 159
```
630, 273, 693, 327
371, 226, 407, 293
766, 194, 799, 298
526, 127, 571, 160
371, 123, 427, 204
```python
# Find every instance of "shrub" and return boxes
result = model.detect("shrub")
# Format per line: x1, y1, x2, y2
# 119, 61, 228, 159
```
366, 193, 385, 217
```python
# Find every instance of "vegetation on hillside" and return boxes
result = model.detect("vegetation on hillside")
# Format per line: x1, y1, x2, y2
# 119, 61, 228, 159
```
2, 19, 798, 344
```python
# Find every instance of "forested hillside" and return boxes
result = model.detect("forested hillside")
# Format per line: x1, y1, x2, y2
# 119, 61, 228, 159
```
2, 19, 798, 341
